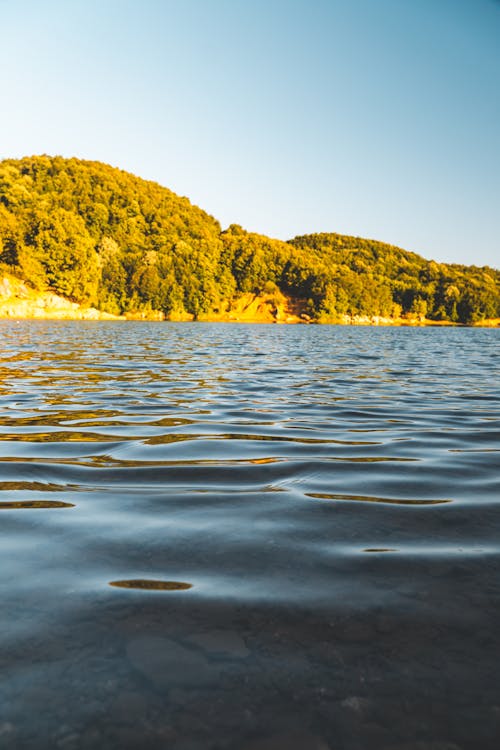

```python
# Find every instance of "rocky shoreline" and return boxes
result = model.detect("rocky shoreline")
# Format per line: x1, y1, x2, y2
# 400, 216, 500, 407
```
0, 276, 122, 321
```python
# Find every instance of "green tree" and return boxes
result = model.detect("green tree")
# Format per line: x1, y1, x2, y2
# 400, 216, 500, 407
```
28, 208, 100, 303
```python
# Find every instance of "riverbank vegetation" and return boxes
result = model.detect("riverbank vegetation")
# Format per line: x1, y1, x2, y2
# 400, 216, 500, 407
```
1, 155, 498, 324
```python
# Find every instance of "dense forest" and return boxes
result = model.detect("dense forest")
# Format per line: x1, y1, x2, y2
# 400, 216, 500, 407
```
0, 155, 498, 323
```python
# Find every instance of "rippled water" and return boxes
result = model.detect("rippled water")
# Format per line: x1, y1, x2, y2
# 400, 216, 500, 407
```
0, 321, 499, 749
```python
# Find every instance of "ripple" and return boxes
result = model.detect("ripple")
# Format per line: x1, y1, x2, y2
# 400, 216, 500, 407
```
0, 322, 500, 748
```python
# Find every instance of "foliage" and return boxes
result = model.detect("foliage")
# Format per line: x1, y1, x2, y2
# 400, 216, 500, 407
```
288, 233, 500, 323
0, 156, 498, 322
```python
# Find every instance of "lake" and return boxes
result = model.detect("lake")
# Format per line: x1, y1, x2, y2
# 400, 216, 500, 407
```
0, 321, 499, 750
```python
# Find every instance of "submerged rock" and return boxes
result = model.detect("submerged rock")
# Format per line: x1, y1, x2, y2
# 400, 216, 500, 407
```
126, 636, 219, 689
185, 630, 250, 659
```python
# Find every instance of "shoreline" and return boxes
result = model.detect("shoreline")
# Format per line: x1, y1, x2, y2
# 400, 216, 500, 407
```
1, 311, 498, 327
1, 276, 498, 327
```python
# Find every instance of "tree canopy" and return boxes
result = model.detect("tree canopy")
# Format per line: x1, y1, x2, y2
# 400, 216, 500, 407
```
1, 155, 498, 323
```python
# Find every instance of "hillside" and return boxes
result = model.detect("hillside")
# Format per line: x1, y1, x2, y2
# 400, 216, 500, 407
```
0, 155, 499, 324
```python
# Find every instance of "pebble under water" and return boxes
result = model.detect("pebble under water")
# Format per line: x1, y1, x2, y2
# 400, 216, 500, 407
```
0, 320, 499, 750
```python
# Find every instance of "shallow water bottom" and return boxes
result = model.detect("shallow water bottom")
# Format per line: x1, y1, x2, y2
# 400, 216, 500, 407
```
2, 565, 499, 750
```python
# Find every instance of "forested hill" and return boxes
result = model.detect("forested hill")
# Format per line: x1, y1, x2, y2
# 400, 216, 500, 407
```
0, 155, 498, 324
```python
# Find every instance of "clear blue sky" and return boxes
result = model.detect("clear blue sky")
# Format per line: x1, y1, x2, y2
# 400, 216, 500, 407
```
1, 0, 499, 267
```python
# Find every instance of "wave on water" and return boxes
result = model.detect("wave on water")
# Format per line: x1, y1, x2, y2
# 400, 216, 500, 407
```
0, 321, 499, 749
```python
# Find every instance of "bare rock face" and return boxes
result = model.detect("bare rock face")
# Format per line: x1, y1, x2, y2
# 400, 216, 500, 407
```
0, 274, 122, 320
0, 277, 12, 297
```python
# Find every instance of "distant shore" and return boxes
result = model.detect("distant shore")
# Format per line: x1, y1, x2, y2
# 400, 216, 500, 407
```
1, 276, 498, 326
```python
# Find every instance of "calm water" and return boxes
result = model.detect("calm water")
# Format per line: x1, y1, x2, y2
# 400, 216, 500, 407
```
0, 321, 499, 750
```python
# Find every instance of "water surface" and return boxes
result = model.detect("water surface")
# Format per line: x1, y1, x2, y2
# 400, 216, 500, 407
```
0, 321, 499, 749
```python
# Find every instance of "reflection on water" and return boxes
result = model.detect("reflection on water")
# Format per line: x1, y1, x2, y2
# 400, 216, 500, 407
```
0, 321, 499, 749
306, 491, 452, 505
109, 579, 193, 591
363, 548, 398, 553
0, 499, 75, 509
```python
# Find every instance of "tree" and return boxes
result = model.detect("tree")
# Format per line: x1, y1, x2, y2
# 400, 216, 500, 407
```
1, 155, 498, 324
27, 208, 100, 304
